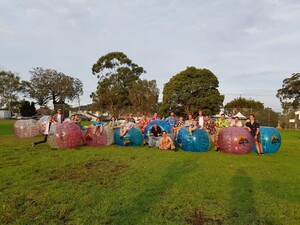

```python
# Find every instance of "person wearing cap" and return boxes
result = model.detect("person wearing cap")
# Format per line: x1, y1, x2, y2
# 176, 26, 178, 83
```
230, 116, 243, 127
53, 108, 65, 124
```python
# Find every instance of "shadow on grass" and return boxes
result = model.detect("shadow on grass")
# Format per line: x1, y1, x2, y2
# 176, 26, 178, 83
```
111, 160, 199, 224
227, 168, 279, 224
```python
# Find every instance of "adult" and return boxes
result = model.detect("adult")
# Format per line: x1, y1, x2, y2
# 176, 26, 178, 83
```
159, 131, 175, 150
165, 112, 178, 128
195, 110, 205, 129
91, 118, 105, 135
151, 112, 160, 121
230, 116, 243, 127
188, 119, 200, 135
138, 114, 150, 134
128, 113, 136, 123
148, 122, 162, 148
53, 108, 65, 124
227, 114, 233, 126
108, 116, 119, 129
245, 114, 264, 155
184, 114, 194, 127
32, 116, 57, 147
120, 117, 134, 138
215, 113, 229, 130
204, 117, 220, 151
174, 116, 185, 140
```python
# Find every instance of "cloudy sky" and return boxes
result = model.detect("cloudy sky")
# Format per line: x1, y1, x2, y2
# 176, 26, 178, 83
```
1, 0, 300, 112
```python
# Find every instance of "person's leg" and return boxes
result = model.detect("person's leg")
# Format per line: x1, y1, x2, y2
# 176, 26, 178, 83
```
148, 136, 153, 147
99, 126, 103, 135
33, 135, 48, 147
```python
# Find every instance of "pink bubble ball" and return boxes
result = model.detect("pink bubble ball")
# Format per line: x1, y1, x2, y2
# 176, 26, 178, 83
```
14, 119, 39, 138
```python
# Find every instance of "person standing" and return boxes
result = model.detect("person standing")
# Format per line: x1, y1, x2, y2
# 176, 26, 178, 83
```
245, 114, 264, 156
204, 117, 220, 151
53, 108, 65, 124
151, 112, 160, 121
195, 110, 205, 129
230, 116, 243, 127
128, 113, 136, 123
165, 112, 178, 128
32, 116, 56, 147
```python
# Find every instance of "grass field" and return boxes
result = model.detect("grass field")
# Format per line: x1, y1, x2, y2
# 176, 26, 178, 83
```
0, 120, 300, 224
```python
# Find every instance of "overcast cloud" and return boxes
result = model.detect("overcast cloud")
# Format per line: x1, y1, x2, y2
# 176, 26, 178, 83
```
1, 0, 300, 112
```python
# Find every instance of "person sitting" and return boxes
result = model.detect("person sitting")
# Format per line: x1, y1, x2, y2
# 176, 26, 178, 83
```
148, 122, 162, 148
188, 119, 200, 135
184, 114, 194, 127
174, 116, 185, 140
120, 117, 134, 138
138, 114, 150, 134
91, 117, 105, 135
159, 131, 176, 150
108, 116, 119, 129
230, 116, 243, 127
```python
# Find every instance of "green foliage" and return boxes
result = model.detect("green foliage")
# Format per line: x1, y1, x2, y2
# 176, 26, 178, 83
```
28, 67, 83, 106
224, 97, 264, 115
0, 70, 23, 111
20, 100, 36, 117
277, 73, 300, 109
91, 52, 158, 116
1, 120, 300, 224
128, 79, 159, 114
160, 67, 224, 116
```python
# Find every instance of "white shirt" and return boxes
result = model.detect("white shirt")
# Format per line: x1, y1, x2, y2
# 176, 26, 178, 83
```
230, 120, 243, 127
198, 116, 204, 128
57, 114, 62, 124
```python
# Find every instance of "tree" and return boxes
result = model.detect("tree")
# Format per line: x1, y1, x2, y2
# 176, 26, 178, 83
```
0, 70, 23, 111
160, 67, 224, 116
225, 98, 279, 127
128, 79, 159, 114
20, 100, 36, 117
277, 73, 300, 109
91, 52, 146, 116
224, 97, 264, 115
28, 67, 83, 107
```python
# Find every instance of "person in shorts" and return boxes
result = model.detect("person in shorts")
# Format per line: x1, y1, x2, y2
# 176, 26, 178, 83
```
245, 114, 264, 155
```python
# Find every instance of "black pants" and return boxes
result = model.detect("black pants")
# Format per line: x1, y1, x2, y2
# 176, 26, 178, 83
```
34, 135, 48, 145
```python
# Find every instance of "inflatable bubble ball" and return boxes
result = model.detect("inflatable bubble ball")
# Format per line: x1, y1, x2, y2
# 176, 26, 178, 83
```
38, 116, 50, 134
84, 127, 107, 146
252, 126, 281, 153
14, 119, 39, 138
47, 123, 83, 149
104, 126, 115, 146
143, 120, 172, 141
114, 127, 143, 146
218, 127, 254, 154
177, 127, 210, 152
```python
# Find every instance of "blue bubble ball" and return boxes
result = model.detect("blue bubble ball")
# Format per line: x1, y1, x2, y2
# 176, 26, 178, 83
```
177, 127, 210, 152
252, 126, 281, 153
114, 127, 143, 146
143, 120, 172, 141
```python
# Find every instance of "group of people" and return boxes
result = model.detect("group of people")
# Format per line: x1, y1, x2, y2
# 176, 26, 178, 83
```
32, 109, 264, 155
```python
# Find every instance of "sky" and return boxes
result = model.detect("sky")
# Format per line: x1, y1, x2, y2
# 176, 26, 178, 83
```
1, 0, 300, 112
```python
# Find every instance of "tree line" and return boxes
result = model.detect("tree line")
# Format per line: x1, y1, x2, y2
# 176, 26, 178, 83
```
1, 51, 299, 127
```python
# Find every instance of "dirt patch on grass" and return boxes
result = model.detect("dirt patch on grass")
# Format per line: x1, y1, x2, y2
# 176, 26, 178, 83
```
187, 209, 224, 225
48, 158, 130, 187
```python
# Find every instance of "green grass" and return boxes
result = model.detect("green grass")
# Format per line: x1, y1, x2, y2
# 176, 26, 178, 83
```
1, 120, 300, 224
